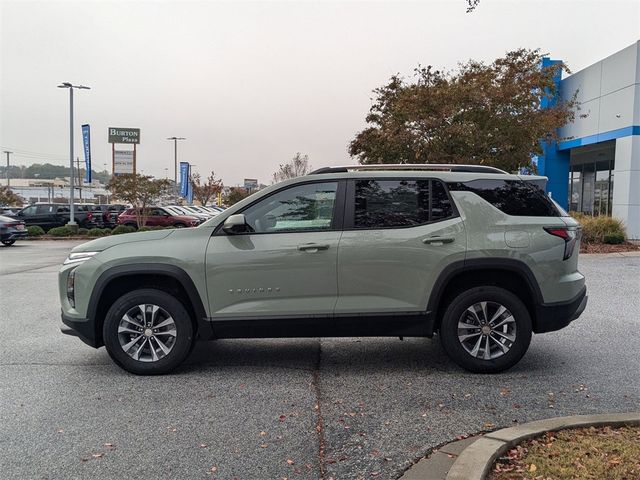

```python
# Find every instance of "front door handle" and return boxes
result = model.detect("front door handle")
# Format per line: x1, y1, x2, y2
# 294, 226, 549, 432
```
297, 243, 330, 252
422, 236, 455, 245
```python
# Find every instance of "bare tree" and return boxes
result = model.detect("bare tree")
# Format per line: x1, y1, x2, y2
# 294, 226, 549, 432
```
107, 174, 171, 227
272, 153, 312, 184
190, 171, 223, 206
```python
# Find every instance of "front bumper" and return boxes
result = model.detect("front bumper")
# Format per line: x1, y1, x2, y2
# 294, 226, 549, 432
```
61, 311, 101, 348
534, 286, 588, 333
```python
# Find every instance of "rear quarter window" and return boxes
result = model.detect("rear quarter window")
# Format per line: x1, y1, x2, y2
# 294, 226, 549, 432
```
448, 179, 559, 217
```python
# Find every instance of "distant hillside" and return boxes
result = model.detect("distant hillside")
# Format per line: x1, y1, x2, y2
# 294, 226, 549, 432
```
0, 163, 110, 184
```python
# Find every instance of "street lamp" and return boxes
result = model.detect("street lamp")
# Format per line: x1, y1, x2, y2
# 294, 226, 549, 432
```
3, 151, 12, 187
58, 82, 90, 228
167, 136, 186, 202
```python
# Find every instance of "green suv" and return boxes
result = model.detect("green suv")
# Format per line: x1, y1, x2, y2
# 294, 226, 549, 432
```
59, 165, 587, 375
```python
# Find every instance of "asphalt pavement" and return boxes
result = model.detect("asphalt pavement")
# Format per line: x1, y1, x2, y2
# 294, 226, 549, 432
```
0, 240, 638, 479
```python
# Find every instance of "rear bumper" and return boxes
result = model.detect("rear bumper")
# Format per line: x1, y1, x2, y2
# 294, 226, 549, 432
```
61, 311, 101, 348
534, 286, 587, 333
1, 230, 28, 241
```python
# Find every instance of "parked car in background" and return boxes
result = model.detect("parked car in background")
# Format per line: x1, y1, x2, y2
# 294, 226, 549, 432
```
92, 204, 128, 229
0, 214, 27, 246
11, 203, 104, 231
117, 207, 199, 229
203, 205, 225, 214
164, 205, 209, 223
182, 205, 217, 218
1, 207, 22, 216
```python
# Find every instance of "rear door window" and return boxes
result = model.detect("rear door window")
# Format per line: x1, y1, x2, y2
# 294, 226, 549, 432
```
351, 179, 454, 229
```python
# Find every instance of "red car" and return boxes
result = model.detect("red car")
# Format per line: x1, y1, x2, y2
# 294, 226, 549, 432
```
117, 207, 200, 229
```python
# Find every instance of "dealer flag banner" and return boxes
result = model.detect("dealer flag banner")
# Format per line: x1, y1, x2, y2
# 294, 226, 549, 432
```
180, 162, 190, 197
81, 124, 91, 183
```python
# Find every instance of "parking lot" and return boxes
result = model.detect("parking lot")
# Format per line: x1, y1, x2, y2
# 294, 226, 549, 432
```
1, 240, 638, 479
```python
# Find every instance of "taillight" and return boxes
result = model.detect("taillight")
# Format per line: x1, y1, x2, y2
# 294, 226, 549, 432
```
88, 212, 93, 221
544, 226, 581, 260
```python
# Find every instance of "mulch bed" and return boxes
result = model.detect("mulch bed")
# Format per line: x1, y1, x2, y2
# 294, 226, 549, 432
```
580, 242, 640, 254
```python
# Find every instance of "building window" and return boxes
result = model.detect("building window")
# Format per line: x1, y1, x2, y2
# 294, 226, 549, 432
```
568, 141, 615, 216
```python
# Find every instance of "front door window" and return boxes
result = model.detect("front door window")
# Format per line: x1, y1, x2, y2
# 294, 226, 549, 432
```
243, 182, 338, 233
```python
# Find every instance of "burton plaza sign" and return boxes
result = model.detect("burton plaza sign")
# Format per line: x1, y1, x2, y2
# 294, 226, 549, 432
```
108, 127, 140, 144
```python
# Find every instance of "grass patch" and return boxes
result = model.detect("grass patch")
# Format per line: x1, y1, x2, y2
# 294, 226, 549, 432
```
490, 425, 640, 480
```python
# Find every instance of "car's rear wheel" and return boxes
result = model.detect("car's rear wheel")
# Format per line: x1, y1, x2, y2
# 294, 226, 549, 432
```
1, 239, 16, 246
124, 223, 138, 230
103, 289, 194, 375
439, 286, 532, 373
173, 223, 186, 228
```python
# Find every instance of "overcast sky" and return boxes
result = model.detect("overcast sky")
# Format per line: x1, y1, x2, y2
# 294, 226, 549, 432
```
1, 0, 638, 186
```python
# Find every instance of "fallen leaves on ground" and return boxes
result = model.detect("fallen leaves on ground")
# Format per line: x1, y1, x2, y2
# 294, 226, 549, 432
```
489, 425, 640, 480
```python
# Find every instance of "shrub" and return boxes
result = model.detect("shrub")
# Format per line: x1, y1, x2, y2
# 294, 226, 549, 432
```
111, 225, 136, 235
77, 228, 89, 235
27, 225, 45, 236
87, 228, 109, 237
48, 226, 73, 237
571, 213, 626, 244
603, 232, 625, 244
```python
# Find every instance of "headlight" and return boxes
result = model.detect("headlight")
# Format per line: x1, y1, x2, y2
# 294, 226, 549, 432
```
67, 268, 76, 308
63, 251, 99, 265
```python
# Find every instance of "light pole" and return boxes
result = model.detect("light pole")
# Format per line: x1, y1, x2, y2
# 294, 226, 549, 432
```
167, 136, 185, 202
58, 82, 90, 228
3, 151, 12, 187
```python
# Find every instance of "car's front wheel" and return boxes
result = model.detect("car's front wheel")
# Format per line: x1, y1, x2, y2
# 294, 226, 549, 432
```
103, 289, 194, 375
1, 239, 16, 246
439, 286, 532, 373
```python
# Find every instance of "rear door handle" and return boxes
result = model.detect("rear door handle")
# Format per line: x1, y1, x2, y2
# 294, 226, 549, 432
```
422, 237, 455, 245
297, 243, 330, 252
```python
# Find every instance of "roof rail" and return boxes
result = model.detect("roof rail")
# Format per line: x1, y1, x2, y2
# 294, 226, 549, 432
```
308, 164, 508, 175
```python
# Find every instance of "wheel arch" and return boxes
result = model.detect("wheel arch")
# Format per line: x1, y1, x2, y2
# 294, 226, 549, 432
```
88, 264, 211, 347
426, 259, 543, 336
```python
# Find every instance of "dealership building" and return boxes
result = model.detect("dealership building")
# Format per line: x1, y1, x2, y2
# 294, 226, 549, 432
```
537, 40, 640, 238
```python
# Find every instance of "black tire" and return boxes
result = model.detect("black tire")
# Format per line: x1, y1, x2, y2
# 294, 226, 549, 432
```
103, 288, 195, 375
439, 286, 532, 373
2, 239, 16, 246
173, 223, 186, 228
124, 223, 138, 230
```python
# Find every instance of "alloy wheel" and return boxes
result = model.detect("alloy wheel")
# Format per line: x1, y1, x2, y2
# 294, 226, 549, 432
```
457, 301, 516, 360
117, 304, 177, 362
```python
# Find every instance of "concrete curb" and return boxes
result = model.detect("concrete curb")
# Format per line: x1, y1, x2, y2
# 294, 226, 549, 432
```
399, 412, 640, 480
446, 412, 640, 480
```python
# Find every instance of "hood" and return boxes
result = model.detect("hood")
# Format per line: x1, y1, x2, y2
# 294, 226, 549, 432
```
71, 229, 174, 253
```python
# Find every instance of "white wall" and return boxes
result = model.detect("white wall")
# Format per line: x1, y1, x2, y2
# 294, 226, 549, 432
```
559, 41, 639, 141
613, 135, 640, 239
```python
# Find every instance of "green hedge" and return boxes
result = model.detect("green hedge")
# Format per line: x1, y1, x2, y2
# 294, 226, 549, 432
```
111, 225, 136, 235
48, 226, 73, 237
603, 232, 625, 245
87, 228, 110, 237
77, 228, 89, 235
571, 213, 626, 244
27, 225, 45, 236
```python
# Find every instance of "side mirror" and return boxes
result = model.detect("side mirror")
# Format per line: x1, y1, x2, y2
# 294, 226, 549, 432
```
222, 214, 249, 234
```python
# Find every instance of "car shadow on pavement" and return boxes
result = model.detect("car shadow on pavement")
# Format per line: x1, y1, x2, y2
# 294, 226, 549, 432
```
178, 336, 567, 376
